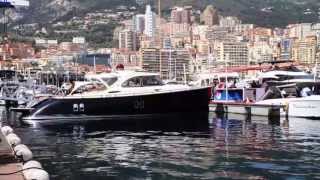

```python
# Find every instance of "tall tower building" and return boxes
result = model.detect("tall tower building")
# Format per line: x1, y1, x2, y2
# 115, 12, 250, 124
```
200, 5, 219, 26
181, 6, 192, 24
132, 14, 145, 33
144, 5, 156, 37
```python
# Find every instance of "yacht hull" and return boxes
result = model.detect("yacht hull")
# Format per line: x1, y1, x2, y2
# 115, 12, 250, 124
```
287, 98, 320, 119
257, 95, 320, 119
22, 87, 209, 125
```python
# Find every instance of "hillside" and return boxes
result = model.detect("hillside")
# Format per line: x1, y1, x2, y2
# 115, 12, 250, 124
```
11, 0, 320, 27
160, 0, 320, 27
1, 0, 319, 48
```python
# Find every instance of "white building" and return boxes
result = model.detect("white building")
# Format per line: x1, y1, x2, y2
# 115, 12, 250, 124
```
144, 5, 156, 37
72, 37, 86, 44
219, 16, 242, 28
235, 24, 255, 34
216, 42, 249, 67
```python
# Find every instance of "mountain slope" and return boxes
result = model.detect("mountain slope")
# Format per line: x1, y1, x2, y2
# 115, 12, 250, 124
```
161, 0, 320, 27
9, 0, 320, 27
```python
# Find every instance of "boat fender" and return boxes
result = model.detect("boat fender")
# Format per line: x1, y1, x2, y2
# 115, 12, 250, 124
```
14, 144, 33, 162
23, 161, 49, 180
1, 126, 13, 136
6, 133, 21, 146
23, 160, 42, 169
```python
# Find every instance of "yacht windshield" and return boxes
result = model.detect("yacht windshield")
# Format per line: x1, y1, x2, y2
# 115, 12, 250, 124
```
101, 77, 118, 86
142, 76, 163, 86
71, 82, 106, 95
122, 75, 163, 87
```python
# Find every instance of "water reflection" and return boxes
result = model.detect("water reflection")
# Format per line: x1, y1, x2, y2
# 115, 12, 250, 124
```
1, 108, 320, 180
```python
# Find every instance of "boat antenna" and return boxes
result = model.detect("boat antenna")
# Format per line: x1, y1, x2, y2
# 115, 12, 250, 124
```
314, 55, 318, 92
93, 55, 96, 74
225, 53, 229, 101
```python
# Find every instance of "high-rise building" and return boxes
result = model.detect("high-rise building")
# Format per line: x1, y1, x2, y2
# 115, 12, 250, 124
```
141, 48, 191, 80
200, 5, 219, 26
216, 42, 249, 67
171, 6, 191, 24
119, 29, 137, 51
132, 14, 145, 33
144, 5, 156, 37
292, 36, 317, 65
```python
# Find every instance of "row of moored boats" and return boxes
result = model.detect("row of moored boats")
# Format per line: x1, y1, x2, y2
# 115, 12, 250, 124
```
1, 63, 320, 126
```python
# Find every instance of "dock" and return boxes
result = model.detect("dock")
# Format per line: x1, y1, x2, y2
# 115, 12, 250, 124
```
209, 102, 285, 120
0, 131, 25, 180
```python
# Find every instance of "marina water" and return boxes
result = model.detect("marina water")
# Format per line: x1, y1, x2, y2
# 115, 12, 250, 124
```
1, 107, 320, 179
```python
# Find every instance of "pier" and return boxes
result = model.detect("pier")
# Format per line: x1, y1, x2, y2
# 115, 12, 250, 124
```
0, 125, 49, 180
209, 102, 285, 121
0, 130, 25, 180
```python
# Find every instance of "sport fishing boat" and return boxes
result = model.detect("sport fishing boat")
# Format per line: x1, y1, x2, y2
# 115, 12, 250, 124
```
257, 95, 320, 118
254, 64, 320, 118
206, 63, 320, 118
255, 84, 320, 118
22, 70, 209, 125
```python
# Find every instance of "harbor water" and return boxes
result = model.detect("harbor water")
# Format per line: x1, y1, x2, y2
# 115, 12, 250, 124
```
1, 108, 320, 179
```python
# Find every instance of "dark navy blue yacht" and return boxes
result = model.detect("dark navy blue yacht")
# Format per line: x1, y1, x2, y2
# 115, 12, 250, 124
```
22, 71, 209, 125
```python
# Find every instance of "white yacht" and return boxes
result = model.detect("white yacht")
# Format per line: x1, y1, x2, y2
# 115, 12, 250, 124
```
257, 69, 320, 87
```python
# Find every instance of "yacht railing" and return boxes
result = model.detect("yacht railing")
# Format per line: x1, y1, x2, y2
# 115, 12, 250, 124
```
54, 86, 207, 99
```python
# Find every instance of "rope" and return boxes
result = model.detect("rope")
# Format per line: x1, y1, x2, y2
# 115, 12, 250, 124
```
0, 167, 44, 175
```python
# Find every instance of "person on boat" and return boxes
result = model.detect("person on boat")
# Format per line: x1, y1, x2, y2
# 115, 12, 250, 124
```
300, 87, 312, 97
281, 90, 287, 98
227, 79, 236, 88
